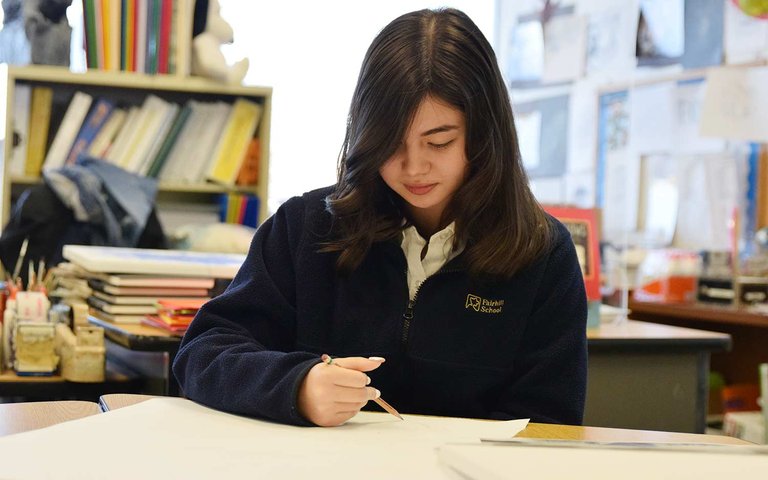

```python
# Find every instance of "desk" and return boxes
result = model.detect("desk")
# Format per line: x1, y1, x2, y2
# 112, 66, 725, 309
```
99, 393, 750, 446
92, 318, 728, 433
629, 299, 768, 386
0, 400, 100, 436
585, 319, 730, 433
1, 395, 757, 478
0, 369, 143, 402
88, 315, 181, 396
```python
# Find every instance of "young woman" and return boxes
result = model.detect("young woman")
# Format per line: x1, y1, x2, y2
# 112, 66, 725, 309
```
173, 8, 587, 427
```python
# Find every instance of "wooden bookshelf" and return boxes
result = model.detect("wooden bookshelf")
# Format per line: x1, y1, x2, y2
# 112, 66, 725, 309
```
1, 64, 272, 230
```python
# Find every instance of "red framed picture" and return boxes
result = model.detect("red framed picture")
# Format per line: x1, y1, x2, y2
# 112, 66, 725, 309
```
543, 206, 601, 301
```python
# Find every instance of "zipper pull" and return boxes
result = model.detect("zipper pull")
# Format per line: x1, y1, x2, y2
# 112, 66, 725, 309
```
403, 301, 414, 320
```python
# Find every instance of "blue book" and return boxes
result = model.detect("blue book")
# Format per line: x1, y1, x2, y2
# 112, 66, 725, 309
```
65, 98, 116, 166
242, 195, 260, 228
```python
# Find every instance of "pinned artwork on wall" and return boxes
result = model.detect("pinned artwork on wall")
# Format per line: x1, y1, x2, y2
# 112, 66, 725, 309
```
635, 0, 684, 67
514, 94, 569, 179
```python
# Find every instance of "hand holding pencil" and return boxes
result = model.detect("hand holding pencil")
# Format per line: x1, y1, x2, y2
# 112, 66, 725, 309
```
297, 354, 402, 427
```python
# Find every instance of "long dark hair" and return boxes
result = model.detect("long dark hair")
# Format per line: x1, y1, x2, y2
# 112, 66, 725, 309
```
323, 8, 554, 278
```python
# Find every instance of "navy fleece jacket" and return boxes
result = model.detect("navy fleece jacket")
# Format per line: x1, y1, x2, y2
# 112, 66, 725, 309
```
173, 186, 588, 426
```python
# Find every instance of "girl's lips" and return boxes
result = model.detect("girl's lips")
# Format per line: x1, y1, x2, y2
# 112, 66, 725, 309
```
405, 184, 436, 195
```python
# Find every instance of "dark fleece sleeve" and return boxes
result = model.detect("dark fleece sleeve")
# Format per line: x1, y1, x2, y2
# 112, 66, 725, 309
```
172, 195, 319, 426
489, 221, 588, 425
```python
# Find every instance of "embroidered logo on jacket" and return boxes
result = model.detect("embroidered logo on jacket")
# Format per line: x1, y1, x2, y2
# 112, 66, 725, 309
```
465, 294, 504, 314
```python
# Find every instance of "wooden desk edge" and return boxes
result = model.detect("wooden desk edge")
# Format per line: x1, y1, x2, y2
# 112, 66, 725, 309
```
0, 400, 101, 437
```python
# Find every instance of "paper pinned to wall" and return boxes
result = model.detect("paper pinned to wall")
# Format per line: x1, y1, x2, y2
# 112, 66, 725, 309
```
674, 153, 742, 251
542, 14, 587, 83
724, 0, 768, 65
673, 79, 726, 154
568, 80, 598, 174
602, 151, 641, 243
579, 0, 640, 76
530, 177, 565, 204
629, 81, 676, 153
517, 109, 542, 170
700, 66, 768, 142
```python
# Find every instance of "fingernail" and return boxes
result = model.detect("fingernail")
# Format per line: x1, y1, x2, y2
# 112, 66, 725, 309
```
369, 356, 386, 362
366, 376, 371, 385
375, 389, 381, 399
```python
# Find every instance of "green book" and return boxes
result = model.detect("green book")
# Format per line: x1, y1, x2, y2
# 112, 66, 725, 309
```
146, 103, 192, 178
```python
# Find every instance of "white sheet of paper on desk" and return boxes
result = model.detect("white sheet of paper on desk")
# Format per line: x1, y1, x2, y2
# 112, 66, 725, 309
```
438, 442, 768, 480
0, 397, 528, 479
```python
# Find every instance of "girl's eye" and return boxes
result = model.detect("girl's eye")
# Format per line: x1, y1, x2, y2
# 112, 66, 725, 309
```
429, 139, 455, 150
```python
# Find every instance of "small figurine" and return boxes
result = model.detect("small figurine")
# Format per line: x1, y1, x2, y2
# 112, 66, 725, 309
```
191, 0, 249, 84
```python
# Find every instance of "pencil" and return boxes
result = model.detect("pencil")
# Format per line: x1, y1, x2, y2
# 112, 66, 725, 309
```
12, 238, 29, 281
320, 354, 403, 420
373, 397, 403, 420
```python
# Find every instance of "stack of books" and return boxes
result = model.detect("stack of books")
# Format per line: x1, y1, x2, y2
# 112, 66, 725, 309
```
144, 298, 207, 334
58, 245, 245, 326
86, 274, 213, 324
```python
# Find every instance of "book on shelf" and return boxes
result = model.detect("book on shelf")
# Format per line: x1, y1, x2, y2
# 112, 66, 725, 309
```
82, 0, 193, 75
179, 102, 231, 184
87, 108, 127, 158
207, 99, 263, 185
145, 102, 192, 178
88, 278, 210, 297
138, 102, 180, 176
42, 91, 93, 171
63, 245, 245, 278
9, 84, 31, 177
235, 138, 260, 186
65, 98, 116, 165
219, 193, 260, 228
25, 86, 54, 176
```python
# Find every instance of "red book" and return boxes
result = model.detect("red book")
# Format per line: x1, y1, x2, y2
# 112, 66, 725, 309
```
543, 206, 602, 301
156, 298, 208, 314
157, 0, 173, 73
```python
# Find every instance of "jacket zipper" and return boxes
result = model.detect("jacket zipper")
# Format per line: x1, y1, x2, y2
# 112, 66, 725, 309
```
400, 268, 458, 351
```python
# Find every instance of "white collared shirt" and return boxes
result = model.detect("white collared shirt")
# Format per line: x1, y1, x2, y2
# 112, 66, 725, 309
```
400, 222, 462, 300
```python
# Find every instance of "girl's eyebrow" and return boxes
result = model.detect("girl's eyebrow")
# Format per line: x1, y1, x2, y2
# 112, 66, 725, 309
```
420, 125, 459, 136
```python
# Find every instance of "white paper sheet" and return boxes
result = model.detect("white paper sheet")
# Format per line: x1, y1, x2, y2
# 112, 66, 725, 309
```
602, 151, 641, 243
517, 109, 542, 170
0, 397, 529, 479
724, 1, 768, 65
438, 443, 768, 480
700, 66, 768, 142
567, 80, 599, 173
580, 0, 640, 76
530, 177, 565, 204
673, 79, 726, 154
629, 82, 676, 153
542, 15, 587, 84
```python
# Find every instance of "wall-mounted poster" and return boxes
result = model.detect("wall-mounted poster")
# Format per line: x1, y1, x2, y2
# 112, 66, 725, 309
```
514, 94, 569, 178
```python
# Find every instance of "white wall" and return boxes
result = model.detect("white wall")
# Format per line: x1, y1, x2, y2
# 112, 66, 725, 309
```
217, 1, 495, 213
